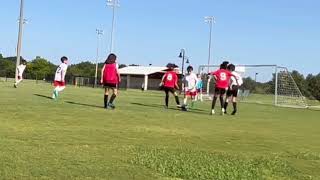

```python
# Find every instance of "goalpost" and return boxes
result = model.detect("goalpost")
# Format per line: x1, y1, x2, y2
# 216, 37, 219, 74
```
198, 64, 308, 108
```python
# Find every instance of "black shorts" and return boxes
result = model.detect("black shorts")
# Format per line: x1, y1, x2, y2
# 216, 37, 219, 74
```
104, 83, 117, 89
214, 87, 227, 95
227, 85, 239, 97
163, 87, 176, 94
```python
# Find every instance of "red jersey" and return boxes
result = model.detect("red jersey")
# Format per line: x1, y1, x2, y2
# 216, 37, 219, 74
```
211, 69, 233, 89
103, 64, 119, 84
162, 71, 178, 88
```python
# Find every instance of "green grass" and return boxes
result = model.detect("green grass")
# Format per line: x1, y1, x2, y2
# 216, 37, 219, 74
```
0, 80, 320, 179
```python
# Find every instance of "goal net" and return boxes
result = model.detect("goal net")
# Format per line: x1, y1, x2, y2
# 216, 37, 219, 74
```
198, 65, 307, 108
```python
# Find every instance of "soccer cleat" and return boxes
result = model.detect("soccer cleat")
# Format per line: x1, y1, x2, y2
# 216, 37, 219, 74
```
53, 90, 59, 99
221, 108, 225, 116
164, 105, 168, 109
14, 83, 17, 88
181, 105, 188, 111
231, 111, 237, 115
176, 104, 182, 108
210, 109, 215, 115
108, 103, 116, 109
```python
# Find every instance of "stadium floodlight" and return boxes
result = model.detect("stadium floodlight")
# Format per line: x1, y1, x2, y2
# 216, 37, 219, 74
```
95, 29, 104, 88
15, 0, 25, 83
204, 16, 215, 73
107, 0, 120, 53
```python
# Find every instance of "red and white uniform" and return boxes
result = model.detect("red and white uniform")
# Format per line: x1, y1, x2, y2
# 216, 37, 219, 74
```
230, 71, 243, 88
102, 63, 120, 84
184, 72, 197, 96
17, 64, 26, 79
211, 69, 234, 89
162, 71, 178, 88
54, 63, 68, 87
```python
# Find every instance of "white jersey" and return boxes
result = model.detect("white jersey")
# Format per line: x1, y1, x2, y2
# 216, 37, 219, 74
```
184, 73, 198, 92
54, 63, 68, 82
230, 71, 243, 87
17, 64, 26, 76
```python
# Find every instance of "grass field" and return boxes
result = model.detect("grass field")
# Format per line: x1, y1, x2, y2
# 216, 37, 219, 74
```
0, 80, 320, 179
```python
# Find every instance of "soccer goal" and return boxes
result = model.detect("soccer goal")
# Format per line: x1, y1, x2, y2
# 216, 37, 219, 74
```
198, 65, 308, 108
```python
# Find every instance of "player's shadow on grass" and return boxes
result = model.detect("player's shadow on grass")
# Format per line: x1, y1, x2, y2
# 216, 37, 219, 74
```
65, 101, 103, 109
34, 94, 53, 100
131, 103, 207, 114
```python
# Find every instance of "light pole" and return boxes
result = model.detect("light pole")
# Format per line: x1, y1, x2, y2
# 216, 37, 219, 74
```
15, 0, 25, 83
255, 73, 259, 82
204, 16, 215, 73
95, 29, 104, 87
107, 0, 120, 53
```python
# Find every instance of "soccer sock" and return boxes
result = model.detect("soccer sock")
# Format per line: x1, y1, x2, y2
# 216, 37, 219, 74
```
16, 79, 22, 85
183, 98, 187, 105
219, 96, 224, 109
224, 102, 229, 111
104, 95, 108, 108
175, 95, 180, 105
165, 94, 169, 107
233, 102, 237, 112
211, 97, 217, 110
109, 94, 117, 104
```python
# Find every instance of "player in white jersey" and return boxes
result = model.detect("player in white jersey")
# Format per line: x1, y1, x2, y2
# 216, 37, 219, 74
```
181, 66, 198, 111
52, 56, 69, 100
224, 64, 243, 115
14, 60, 27, 88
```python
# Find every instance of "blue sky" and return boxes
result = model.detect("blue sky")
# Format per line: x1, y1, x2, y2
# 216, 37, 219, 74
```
0, 0, 319, 75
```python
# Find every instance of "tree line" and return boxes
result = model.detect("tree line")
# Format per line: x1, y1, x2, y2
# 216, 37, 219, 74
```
1, 54, 319, 100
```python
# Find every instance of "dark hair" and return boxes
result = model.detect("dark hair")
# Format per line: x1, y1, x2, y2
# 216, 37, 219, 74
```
21, 60, 27, 65
222, 61, 229, 66
105, 53, 117, 64
220, 63, 227, 69
187, 65, 193, 72
166, 63, 178, 69
227, 64, 236, 71
61, 56, 68, 63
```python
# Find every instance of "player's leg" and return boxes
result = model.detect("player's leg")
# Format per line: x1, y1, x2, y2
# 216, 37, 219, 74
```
164, 88, 170, 108
190, 93, 196, 108
104, 87, 109, 108
231, 86, 239, 115
211, 88, 219, 115
172, 89, 181, 107
108, 87, 118, 109
14, 76, 22, 88
224, 89, 232, 114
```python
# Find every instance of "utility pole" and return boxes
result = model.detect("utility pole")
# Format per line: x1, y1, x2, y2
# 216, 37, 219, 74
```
204, 16, 215, 73
107, 0, 120, 53
15, 0, 25, 83
95, 29, 104, 87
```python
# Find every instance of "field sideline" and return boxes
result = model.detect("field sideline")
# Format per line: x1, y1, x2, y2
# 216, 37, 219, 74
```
0, 81, 319, 179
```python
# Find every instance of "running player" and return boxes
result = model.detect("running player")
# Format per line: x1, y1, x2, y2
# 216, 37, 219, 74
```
195, 74, 204, 102
161, 63, 181, 109
224, 64, 243, 115
14, 60, 27, 88
52, 56, 69, 100
182, 66, 197, 111
100, 53, 121, 109
210, 62, 237, 115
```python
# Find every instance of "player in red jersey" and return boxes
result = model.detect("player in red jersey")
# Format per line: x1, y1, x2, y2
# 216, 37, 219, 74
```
100, 53, 121, 109
210, 62, 237, 115
160, 63, 181, 109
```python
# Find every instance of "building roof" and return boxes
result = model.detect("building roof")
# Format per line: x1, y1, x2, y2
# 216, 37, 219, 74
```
119, 66, 169, 75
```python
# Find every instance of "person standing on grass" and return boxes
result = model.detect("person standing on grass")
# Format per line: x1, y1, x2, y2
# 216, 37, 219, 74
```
224, 64, 243, 115
210, 62, 238, 115
195, 74, 204, 102
160, 63, 181, 109
100, 53, 121, 109
14, 60, 27, 88
181, 66, 198, 111
52, 56, 69, 100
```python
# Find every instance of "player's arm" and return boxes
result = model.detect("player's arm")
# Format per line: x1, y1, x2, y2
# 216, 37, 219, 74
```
100, 65, 105, 84
229, 72, 239, 86
116, 67, 121, 83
